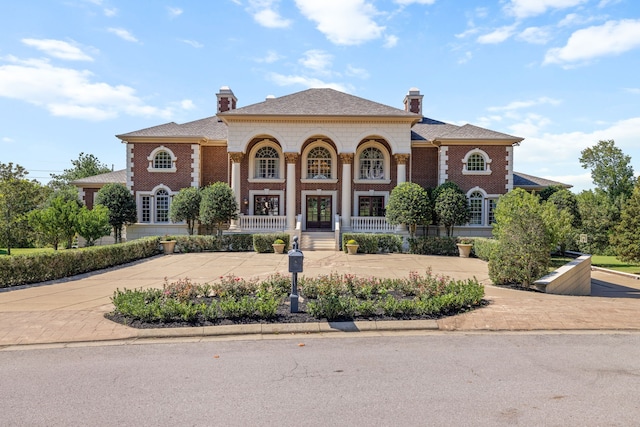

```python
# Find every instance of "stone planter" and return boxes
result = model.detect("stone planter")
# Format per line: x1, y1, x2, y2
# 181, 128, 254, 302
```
346, 244, 359, 255
272, 243, 286, 254
456, 243, 473, 258
160, 240, 176, 255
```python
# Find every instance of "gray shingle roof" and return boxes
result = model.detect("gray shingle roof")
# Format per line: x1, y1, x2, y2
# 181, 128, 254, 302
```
513, 171, 572, 189
412, 119, 522, 142
70, 169, 126, 186
219, 88, 420, 117
117, 116, 227, 140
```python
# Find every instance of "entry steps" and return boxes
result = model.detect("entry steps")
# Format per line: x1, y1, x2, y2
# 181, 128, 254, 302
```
300, 232, 336, 251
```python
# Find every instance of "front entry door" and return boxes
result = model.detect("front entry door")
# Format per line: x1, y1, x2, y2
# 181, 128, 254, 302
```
306, 196, 332, 230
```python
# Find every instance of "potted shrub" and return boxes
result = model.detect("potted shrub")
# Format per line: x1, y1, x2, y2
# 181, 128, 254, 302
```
346, 239, 359, 255
159, 236, 177, 255
272, 238, 286, 254
456, 238, 473, 258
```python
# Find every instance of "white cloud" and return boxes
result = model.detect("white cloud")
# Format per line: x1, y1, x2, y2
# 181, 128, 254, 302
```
488, 97, 561, 112
504, 0, 588, 19
107, 28, 139, 43
394, 0, 436, 4
0, 56, 181, 121
345, 65, 369, 79
167, 7, 183, 17
254, 50, 282, 63
2, 137, 14, 143
294, 0, 385, 45
22, 39, 94, 61
384, 35, 399, 48
477, 24, 518, 44
179, 99, 195, 110
625, 88, 640, 95
103, 8, 117, 17
557, 13, 601, 27
249, 0, 291, 28
517, 26, 553, 44
457, 51, 473, 64
544, 19, 640, 65
267, 72, 350, 92
180, 39, 204, 48
299, 50, 333, 74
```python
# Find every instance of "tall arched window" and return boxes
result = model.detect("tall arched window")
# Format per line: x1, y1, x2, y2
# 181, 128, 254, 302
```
155, 189, 170, 223
254, 146, 280, 179
359, 147, 385, 180
469, 191, 483, 225
307, 146, 332, 179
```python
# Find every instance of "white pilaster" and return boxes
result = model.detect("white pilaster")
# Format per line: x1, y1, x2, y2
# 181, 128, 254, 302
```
285, 153, 298, 230
340, 153, 353, 230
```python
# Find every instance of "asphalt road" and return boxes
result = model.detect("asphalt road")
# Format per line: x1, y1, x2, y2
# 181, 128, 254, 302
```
2, 332, 639, 426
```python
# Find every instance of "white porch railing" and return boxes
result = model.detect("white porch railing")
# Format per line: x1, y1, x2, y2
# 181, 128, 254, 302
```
237, 215, 287, 231
350, 216, 396, 232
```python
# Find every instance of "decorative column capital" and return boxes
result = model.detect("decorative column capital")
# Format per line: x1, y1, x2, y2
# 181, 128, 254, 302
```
394, 153, 410, 165
339, 153, 354, 164
284, 152, 299, 163
229, 152, 244, 163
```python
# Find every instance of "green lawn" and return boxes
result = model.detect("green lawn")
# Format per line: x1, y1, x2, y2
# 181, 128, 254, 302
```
591, 255, 640, 275
0, 247, 56, 256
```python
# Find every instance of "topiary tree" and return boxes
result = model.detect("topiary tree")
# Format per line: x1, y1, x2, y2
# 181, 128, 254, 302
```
169, 186, 201, 235
385, 182, 432, 238
611, 181, 640, 263
434, 188, 470, 236
76, 205, 112, 246
95, 183, 137, 243
200, 182, 238, 236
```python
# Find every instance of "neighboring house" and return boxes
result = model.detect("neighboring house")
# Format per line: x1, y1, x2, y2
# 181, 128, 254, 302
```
75, 86, 569, 243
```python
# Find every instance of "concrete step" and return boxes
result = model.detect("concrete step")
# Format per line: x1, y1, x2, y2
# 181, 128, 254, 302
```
300, 232, 337, 251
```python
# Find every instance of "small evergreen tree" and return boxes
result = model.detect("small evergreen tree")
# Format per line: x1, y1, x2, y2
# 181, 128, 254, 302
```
200, 182, 238, 236
575, 190, 618, 255
611, 181, 640, 263
385, 182, 432, 238
95, 183, 137, 243
169, 186, 201, 235
434, 188, 470, 236
76, 205, 111, 246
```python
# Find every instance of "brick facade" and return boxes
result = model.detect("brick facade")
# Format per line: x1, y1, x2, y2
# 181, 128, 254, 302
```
131, 143, 194, 192
445, 145, 509, 194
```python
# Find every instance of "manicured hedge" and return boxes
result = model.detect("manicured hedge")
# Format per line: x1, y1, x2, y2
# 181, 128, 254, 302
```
408, 236, 458, 256
252, 233, 291, 253
472, 237, 498, 261
0, 237, 160, 288
341, 233, 403, 254
164, 234, 254, 253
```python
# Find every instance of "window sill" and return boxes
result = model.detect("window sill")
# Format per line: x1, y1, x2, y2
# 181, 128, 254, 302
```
353, 179, 391, 185
147, 167, 177, 173
300, 178, 339, 184
462, 169, 492, 176
248, 178, 286, 183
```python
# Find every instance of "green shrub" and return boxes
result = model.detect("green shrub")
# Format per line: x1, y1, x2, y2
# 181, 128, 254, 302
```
168, 234, 254, 253
341, 233, 402, 254
408, 236, 458, 255
253, 233, 290, 253
472, 238, 497, 261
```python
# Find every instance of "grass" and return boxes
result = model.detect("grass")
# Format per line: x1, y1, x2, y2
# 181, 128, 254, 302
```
0, 247, 56, 256
591, 255, 640, 275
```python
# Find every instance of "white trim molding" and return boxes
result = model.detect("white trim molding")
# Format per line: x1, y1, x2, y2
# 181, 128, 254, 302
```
353, 140, 392, 185
462, 148, 492, 176
147, 146, 177, 173
247, 139, 286, 183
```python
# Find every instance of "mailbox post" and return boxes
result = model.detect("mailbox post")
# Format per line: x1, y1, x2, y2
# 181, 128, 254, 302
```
287, 236, 304, 313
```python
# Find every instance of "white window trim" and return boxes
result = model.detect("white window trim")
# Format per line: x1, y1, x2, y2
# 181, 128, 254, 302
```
462, 148, 492, 176
465, 187, 500, 227
247, 139, 286, 183
354, 140, 391, 185
147, 146, 177, 173
300, 140, 338, 184
248, 189, 285, 216
353, 190, 389, 217
136, 185, 176, 224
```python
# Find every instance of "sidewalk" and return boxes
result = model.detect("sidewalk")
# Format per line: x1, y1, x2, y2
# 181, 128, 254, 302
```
1, 252, 639, 347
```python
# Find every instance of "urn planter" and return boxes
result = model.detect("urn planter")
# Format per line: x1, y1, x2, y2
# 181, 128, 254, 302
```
456, 243, 473, 258
160, 240, 177, 255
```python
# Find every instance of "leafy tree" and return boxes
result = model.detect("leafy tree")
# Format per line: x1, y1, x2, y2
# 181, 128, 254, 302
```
169, 186, 201, 235
28, 207, 64, 250
95, 183, 137, 243
434, 188, 470, 237
546, 189, 581, 228
200, 182, 238, 236
0, 163, 45, 254
575, 190, 618, 255
49, 152, 111, 190
29, 193, 83, 250
579, 139, 636, 203
611, 181, 640, 263
538, 185, 564, 202
77, 205, 111, 246
385, 182, 432, 238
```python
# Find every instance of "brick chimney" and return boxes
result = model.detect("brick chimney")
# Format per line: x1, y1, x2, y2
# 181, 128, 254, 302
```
216, 86, 237, 113
403, 87, 423, 115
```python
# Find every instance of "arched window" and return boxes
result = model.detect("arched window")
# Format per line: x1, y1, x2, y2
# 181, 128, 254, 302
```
466, 153, 485, 171
147, 146, 177, 172
469, 191, 483, 225
359, 147, 385, 180
307, 146, 332, 179
155, 189, 170, 223
254, 146, 280, 179
153, 151, 172, 169
462, 149, 492, 175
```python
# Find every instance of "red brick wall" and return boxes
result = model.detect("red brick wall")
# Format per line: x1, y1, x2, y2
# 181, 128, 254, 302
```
410, 146, 438, 189
131, 143, 193, 192
83, 188, 98, 209
445, 145, 509, 194
201, 146, 229, 186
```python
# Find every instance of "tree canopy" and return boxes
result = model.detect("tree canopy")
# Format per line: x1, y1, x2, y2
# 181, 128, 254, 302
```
95, 183, 137, 243
434, 187, 469, 237
49, 152, 111, 190
611, 181, 640, 263
200, 182, 238, 236
169, 186, 201, 235
385, 182, 432, 238
579, 139, 636, 203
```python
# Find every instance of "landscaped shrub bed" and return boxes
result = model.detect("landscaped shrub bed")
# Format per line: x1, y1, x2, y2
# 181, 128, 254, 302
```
253, 233, 291, 253
408, 236, 458, 256
0, 237, 160, 288
107, 269, 485, 327
341, 233, 403, 254
472, 237, 498, 261
163, 234, 254, 253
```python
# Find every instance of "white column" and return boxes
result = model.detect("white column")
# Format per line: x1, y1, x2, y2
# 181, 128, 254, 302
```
285, 153, 298, 230
340, 153, 353, 230
395, 153, 409, 185
229, 152, 243, 229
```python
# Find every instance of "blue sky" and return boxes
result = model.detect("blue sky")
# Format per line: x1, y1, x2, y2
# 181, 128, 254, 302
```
1, 0, 639, 193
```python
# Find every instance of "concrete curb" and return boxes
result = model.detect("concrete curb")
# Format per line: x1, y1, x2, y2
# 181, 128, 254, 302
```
592, 266, 640, 280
